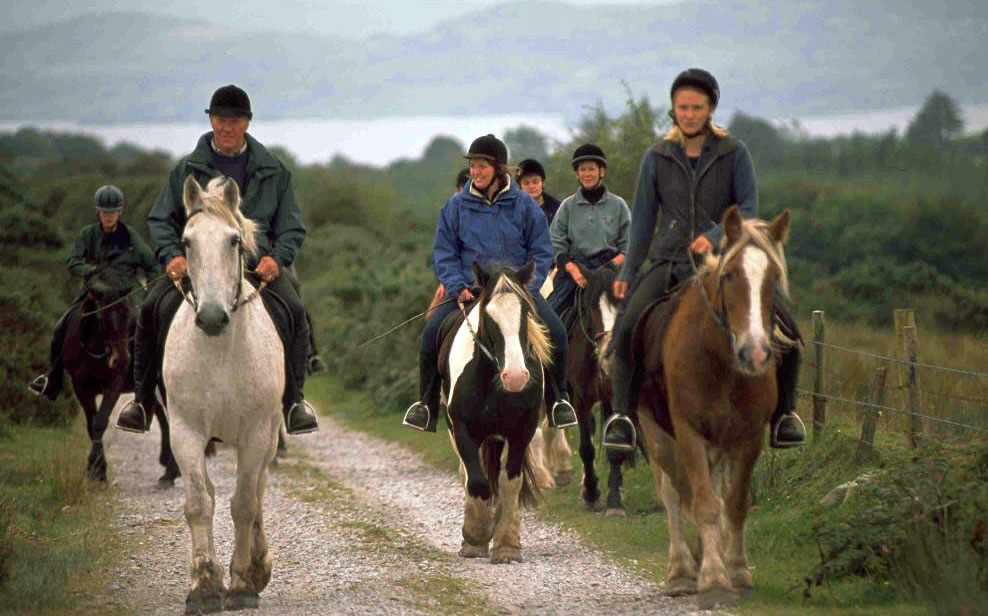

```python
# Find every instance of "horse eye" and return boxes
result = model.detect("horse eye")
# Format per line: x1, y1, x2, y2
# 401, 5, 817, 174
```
229, 236, 240, 247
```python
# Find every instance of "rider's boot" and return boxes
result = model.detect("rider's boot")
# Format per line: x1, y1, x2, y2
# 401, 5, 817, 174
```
546, 372, 577, 428
404, 354, 441, 432
602, 354, 638, 452
769, 343, 806, 449
284, 330, 319, 435
117, 303, 157, 433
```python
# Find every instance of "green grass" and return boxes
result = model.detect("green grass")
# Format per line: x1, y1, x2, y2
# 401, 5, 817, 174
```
309, 375, 933, 615
0, 415, 127, 616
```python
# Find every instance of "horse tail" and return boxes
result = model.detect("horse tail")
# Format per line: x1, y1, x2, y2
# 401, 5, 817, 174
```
480, 438, 543, 509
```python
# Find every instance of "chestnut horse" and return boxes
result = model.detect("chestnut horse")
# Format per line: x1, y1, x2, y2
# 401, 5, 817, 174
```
634, 206, 792, 609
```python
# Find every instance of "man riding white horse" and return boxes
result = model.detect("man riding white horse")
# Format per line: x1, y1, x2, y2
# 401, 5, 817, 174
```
116, 84, 319, 435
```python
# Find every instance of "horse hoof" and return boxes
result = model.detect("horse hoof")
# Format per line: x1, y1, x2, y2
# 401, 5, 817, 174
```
156, 478, 175, 490
696, 587, 737, 610
604, 507, 626, 518
730, 569, 754, 590
490, 548, 522, 564
663, 577, 697, 597
555, 470, 572, 486
224, 589, 259, 611
459, 544, 489, 558
185, 591, 224, 614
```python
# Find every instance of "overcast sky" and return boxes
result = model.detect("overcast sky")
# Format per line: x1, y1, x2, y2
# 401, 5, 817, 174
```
6, 0, 677, 38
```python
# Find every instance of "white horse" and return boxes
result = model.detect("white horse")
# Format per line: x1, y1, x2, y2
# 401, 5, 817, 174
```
164, 175, 284, 614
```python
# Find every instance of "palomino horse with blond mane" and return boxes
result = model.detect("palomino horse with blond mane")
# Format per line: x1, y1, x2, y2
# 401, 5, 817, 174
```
631, 206, 793, 609
164, 176, 283, 613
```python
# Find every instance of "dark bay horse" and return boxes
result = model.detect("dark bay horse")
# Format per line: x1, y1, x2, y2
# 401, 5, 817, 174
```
62, 269, 178, 484
557, 262, 638, 516
440, 261, 551, 563
633, 206, 793, 609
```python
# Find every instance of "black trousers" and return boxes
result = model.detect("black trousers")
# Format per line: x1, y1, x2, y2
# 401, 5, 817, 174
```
132, 271, 309, 411
610, 260, 800, 419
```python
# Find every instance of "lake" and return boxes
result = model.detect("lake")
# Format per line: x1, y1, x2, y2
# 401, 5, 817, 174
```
3, 104, 987, 167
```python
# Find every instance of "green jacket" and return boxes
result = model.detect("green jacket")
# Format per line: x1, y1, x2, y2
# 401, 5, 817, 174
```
148, 132, 306, 268
65, 222, 159, 303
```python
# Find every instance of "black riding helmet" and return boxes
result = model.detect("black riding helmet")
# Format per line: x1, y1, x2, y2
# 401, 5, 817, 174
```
517, 158, 546, 180
94, 185, 124, 212
571, 144, 607, 170
670, 68, 720, 108
465, 134, 508, 166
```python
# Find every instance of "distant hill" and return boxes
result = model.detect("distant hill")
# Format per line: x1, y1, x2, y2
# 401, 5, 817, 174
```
2, 0, 986, 123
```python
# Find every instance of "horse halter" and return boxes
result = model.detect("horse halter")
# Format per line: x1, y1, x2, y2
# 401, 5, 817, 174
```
458, 299, 501, 371
688, 250, 736, 348
574, 285, 608, 353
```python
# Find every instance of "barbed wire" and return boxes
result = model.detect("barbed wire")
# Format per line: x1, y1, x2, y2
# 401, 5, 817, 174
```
796, 388, 987, 432
809, 340, 988, 379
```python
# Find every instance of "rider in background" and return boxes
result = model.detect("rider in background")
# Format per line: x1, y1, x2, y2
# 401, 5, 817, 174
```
604, 68, 806, 452
547, 144, 630, 317
517, 159, 561, 226
403, 134, 578, 433
28, 185, 159, 400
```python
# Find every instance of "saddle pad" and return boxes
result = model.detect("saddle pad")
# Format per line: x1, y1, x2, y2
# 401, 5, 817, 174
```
437, 309, 466, 378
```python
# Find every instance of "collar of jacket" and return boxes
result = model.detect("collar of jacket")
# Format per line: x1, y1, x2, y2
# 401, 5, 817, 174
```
573, 184, 610, 206
186, 132, 282, 179
654, 133, 736, 166
468, 173, 513, 204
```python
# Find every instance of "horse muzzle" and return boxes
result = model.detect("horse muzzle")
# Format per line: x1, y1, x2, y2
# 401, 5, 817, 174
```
736, 338, 772, 376
195, 302, 230, 336
500, 366, 531, 393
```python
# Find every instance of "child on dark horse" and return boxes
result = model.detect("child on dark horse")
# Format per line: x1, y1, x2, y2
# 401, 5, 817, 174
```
547, 144, 630, 321
403, 134, 578, 433
517, 158, 562, 227
29, 185, 159, 399
605, 68, 806, 452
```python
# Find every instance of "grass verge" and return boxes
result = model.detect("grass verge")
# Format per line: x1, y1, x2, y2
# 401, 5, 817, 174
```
308, 375, 932, 615
0, 414, 126, 616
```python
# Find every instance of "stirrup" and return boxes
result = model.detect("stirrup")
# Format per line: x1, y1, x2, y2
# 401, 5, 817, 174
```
602, 414, 637, 452
28, 374, 48, 396
115, 398, 150, 434
549, 398, 578, 429
306, 354, 327, 375
286, 400, 319, 435
770, 412, 807, 449
402, 401, 432, 432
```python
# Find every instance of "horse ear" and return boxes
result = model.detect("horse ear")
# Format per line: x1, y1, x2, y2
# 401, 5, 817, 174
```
222, 177, 240, 211
517, 259, 536, 286
722, 205, 743, 246
768, 209, 791, 245
471, 261, 488, 289
183, 175, 204, 216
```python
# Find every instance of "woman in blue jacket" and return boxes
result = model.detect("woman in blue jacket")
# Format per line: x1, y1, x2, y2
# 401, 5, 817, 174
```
403, 134, 578, 433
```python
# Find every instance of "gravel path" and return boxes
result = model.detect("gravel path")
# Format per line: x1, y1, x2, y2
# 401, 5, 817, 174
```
94, 407, 716, 615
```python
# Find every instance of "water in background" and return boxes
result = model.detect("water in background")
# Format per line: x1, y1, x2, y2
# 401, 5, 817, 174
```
3, 104, 987, 166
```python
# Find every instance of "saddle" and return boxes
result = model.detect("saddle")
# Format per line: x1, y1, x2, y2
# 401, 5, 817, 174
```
436, 307, 467, 377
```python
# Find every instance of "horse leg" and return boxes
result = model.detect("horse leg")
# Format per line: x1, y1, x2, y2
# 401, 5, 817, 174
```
577, 397, 603, 510
541, 416, 573, 486
226, 431, 277, 610
154, 402, 180, 488
639, 410, 696, 595
723, 437, 762, 593
248, 462, 274, 594
526, 425, 556, 492
449, 430, 492, 558
172, 423, 224, 614
76, 389, 105, 483
672, 418, 734, 608
491, 437, 527, 564
88, 388, 123, 484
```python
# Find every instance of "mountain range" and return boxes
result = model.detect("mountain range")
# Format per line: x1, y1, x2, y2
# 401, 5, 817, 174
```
2, 0, 986, 124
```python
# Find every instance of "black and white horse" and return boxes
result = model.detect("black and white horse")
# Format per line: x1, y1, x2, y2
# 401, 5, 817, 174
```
441, 261, 552, 563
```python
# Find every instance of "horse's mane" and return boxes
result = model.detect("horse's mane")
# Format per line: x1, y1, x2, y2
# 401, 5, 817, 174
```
195, 177, 259, 256
702, 218, 789, 299
483, 269, 553, 367
585, 262, 619, 306
86, 267, 130, 301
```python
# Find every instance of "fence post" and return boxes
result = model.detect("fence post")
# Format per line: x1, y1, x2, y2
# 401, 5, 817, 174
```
893, 308, 915, 395
904, 324, 923, 447
856, 366, 887, 466
812, 310, 826, 440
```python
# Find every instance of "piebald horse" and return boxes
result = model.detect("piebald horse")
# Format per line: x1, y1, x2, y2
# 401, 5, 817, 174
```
164, 176, 283, 613
442, 261, 551, 563
634, 206, 792, 609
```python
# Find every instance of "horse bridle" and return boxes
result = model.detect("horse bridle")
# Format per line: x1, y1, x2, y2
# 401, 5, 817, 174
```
177, 211, 266, 313
574, 285, 609, 353
458, 299, 501, 371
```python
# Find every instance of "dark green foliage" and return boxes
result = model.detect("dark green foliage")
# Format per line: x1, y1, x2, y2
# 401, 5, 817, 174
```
504, 125, 548, 163
906, 90, 964, 149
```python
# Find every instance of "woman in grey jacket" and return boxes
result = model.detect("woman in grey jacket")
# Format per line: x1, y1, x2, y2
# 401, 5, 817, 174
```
548, 144, 630, 315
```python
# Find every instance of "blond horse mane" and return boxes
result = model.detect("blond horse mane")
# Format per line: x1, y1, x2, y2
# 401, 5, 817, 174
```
701, 217, 789, 299
193, 177, 259, 256
490, 273, 553, 367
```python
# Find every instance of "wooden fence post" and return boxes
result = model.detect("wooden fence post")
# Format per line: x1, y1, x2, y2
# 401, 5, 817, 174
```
812, 310, 826, 440
904, 324, 923, 447
856, 366, 887, 466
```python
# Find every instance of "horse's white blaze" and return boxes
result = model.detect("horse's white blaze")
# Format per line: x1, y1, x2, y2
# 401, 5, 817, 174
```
486, 291, 528, 388
185, 220, 241, 312
599, 295, 618, 332
742, 246, 769, 344
446, 307, 481, 410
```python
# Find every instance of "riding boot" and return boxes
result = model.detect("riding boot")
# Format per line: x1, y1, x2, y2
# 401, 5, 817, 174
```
116, 308, 156, 433
304, 309, 326, 374
603, 355, 638, 452
770, 344, 806, 449
284, 326, 319, 435
404, 353, 441, 432
545, 367, 577, 429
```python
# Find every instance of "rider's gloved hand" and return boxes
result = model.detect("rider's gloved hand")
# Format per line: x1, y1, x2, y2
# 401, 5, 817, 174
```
255, 256, 280, 283
167, 256, 187, 282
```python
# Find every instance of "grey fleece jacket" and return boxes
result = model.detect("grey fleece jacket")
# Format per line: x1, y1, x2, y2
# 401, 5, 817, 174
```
550, 187, 631, 267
